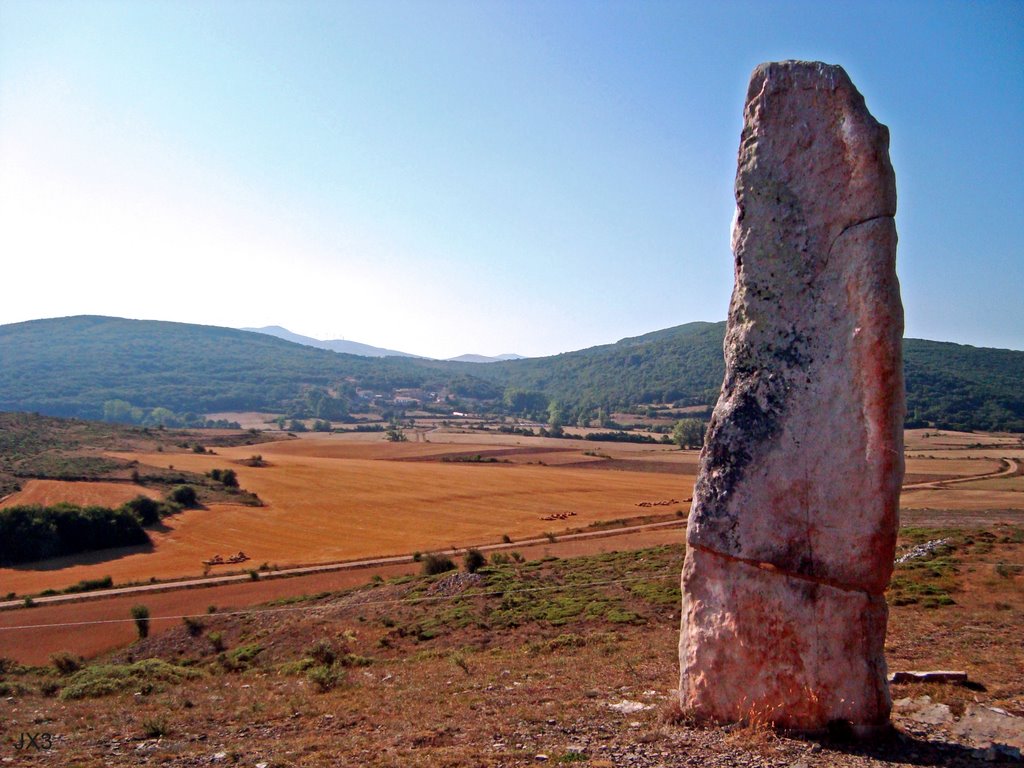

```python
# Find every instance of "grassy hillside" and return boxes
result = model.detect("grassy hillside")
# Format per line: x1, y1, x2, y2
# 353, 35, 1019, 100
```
1, 316, 1021, 431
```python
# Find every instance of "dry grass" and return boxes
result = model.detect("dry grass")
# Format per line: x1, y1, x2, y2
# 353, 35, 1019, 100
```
0, 479, 161, 509
903, 456, 1005, 483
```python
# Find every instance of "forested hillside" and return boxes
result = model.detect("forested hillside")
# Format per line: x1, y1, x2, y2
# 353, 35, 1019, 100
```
0, 316, 475, 422
457, 322, 727, 410
1, 316, 1021, 432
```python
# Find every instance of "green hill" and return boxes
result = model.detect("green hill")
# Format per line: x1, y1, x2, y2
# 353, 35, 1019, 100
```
1, 316, 1021, 432
0, 316, 485, 423
455, 321, 728, 410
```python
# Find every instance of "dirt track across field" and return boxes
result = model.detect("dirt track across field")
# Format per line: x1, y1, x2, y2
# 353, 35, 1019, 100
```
0, 524, 685, 664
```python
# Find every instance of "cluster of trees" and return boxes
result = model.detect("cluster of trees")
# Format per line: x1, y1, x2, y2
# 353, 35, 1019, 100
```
0, 503, 150, 565
0, 485, 202, 565
102, 400, 240, 429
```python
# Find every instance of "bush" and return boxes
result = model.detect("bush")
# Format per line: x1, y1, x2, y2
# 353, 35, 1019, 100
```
208, 631, 226, 652
141, 717, 170, 738
463, 549, 487, 573
62, 575, 114, 594
182, 616, 205, 637
167, 485, 198, 507
421, 553, 456, 576
59, 658, 200, 700
208, 469, 238, 488
130, 605, 150, 639
50, 651, 83, 675
219, 644, 262, 672
121, 495, 162, 526
308, 663, 345, 692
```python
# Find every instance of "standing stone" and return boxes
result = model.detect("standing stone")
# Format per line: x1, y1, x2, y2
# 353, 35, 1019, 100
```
679, 61, 904, 732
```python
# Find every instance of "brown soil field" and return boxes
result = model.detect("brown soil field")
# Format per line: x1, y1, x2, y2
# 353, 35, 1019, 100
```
203, 411, 281, 430
0, 526, 684, 664
903, 456, 1005, 483
900, 487, 1024, 511
0, 436, 694, 596
904, 428, 1024, 451
956, 475, 1024, 492
0, 479, 161, 509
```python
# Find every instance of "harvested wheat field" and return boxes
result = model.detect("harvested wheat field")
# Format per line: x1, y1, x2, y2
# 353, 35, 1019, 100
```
0, 479, 161, 509
903, 457, 1006, 484
904, 428, 1024, 452
0, 434, 695, 596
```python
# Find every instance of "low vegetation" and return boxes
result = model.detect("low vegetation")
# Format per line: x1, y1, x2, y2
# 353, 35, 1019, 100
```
0, 527, 1018, 764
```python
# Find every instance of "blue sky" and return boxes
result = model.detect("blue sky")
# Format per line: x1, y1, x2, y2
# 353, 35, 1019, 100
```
1, 0, 1021, 358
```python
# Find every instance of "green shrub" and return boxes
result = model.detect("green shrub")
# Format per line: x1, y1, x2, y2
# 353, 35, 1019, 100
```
167, 485, 198, 507
220, 644, 262, 672
121, 495, 162, 526
142, 717, 170, 738
308, 663, 345, 692
63, 575, 114, 594
308, 640, 336, 666
130, 605, 150, 639
421, 553, 456, 576
463, 548, 486, 573
50, 651, 83, 675
59, 659, 200, 700
208, 469, 238, 488
182, 616, 205, 637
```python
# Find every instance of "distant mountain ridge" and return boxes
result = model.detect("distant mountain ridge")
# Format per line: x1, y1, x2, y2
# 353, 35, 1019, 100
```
1, 315, 1021, 432
446, 353, 525, 363
242, 325, 522, 363
240, 325, 421, 359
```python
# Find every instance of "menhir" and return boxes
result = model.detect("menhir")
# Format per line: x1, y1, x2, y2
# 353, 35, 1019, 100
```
679, 60, 904, 733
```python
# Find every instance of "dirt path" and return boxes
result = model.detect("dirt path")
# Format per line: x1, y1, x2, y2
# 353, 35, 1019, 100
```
0, 518, 685, 611
902, 457, 1020, 490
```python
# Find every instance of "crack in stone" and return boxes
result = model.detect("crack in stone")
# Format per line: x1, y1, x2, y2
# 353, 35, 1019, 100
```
691, 543, 882, 597
828, 214, 894, 260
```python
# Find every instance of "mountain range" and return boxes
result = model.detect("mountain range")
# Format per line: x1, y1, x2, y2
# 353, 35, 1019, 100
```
0, 315, 1021, 432
241, 325, 523, 363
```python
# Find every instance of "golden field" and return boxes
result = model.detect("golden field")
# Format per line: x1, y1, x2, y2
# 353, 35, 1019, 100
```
0, 433, 694, 596
1, 428, 1020, 600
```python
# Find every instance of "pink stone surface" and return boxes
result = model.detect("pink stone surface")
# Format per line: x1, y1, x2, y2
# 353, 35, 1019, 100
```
680, 548, 890, 730
680, 61, 904, 730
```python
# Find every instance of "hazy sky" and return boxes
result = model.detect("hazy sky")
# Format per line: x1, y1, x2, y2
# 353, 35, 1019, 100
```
1, 1, 1021, 358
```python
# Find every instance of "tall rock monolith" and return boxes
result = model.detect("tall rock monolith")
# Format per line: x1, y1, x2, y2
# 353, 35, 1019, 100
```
679, 61, 904, 733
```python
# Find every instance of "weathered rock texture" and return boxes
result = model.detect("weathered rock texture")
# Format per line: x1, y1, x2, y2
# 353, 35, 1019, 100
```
679, 61, 904, 732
